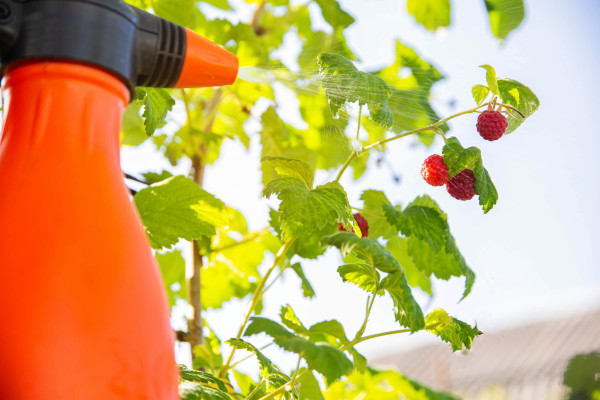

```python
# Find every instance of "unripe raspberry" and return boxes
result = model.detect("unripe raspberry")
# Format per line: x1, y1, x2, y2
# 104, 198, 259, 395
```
477, 110, 508, 141
421, 154, 450, 186
446, 169, 475, 200
338, 213, 369, 238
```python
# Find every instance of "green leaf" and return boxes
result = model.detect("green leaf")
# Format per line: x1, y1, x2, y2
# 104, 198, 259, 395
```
349, 349, 367, 373
322, 233, 400, 273
359, 190, 398, 239
407, 0, 451, 31
471, 84, 491, 105
134, 176, 226, 249
280, 304, 309, 335
383, 202, 447, 253
244, 317, 353, 384
156, 250, 186, 308
337, 263, 380, 294
318, 53, 393, 128
563, 352, 600, 399
121, 102, 148, 146
153, 0, 196, 28
200, 0, 232, 10
484, 0, 525, 42
425, 309, 482, 351
225, 338, 278, 374
178, 365, 228, 392
379, 271, 425, 332
498, 78, 540, 134
442, 137, 498, 213
298, 370, 324, 400
308, 320, 349, 343
134, 88, 175, 136
289, 263, 316, 298
263, 178, 352, 241
479, 65, 499, 95
386, 238, 432, 296
314, 0, 355, 30
142, 170, 173, 185
179, 382, 233, 400
262, 156, 314, 189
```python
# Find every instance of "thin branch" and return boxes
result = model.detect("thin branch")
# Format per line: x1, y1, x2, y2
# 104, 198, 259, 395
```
124, 173, 148, 185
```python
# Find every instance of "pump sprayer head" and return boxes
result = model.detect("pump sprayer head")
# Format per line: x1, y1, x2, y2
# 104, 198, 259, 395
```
0, 0, 239, 96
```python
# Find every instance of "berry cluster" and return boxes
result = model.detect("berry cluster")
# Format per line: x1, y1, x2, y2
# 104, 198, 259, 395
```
421, 155, 475, 201
338, 212, 369, 237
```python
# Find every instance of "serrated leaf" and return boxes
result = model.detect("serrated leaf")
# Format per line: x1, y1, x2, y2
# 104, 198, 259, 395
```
314, 0, 355, 30
471, 84, 491, 105
322, 233, 400, 273
442, 137, 498, 213
263, 178, 352, 241
383, 203, 447, 253
425, 309, 482, 351
121, 102, 148, 146
349, 349, 367, 373
178, 365, 228, 392
134, 176, 227, 249
179, 381, 233, 400
289, 263, 315, 298
337, 263, 380, 294
280, 305, 309, 335
156, 250, 186, 307
225, 338, 278, 374
318, 53, 393, 128
498, 78, 540, 134
308, 320, 349, 343
244, 317, 353, 384
359, 190, 398, 239
479, 65, 499, 95
380, 271, 425, 332
563, 352, 600, 398
262, 156, 314, 189
298, 369, 324, 400
386, 238, 432, 296
407, 0, 451, 31
142, 170, 173, 184
135, 88, 175, 136
484, 0, 525, 42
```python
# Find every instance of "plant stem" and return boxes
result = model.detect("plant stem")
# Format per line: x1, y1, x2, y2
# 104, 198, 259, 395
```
335, 102, 490, 182
353, 294, 376, 342
244, 378, 267, 400
219, 239, 295, 378
356, 106, 362, 140
230, 343, 274, 370
256, 370, 310, 400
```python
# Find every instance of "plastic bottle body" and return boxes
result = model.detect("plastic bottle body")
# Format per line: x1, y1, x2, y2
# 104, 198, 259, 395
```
0, 61, 178, 399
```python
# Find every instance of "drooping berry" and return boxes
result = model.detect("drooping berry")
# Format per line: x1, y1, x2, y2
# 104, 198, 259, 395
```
421, 154, 450, 186
446, 169, 476, 200
477, 110, 508, 141
353, 213, 369, 238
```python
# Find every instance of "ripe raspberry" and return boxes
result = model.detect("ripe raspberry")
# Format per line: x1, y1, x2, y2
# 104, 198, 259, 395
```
421, 154, 450, 186
338, 213, 369, 238
477, 110, 508, 141
353, 213, 369, 238
446, 169, 475, 200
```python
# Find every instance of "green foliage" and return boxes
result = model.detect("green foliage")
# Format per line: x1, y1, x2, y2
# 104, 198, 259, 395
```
480, 64, 499, 95
563, 352, 600, 400
134, 88, 175, 136
442, 137, 498, 213
484, 0, 525, 42
156, 250, 186, 308
263, 177, 352, 241
471, 84, 491, 105
498, 78, 540, 133
318, 53, 393, 128
359, 190, 398, 239
178, 365, 232, 400
134, 176, 226, 249
244, 317, 353, 384
225, 338, 278, 374
338, 263, 381, 294
425, 309, 482, 351
289, 263, 316, 299
407, 0, 451, 31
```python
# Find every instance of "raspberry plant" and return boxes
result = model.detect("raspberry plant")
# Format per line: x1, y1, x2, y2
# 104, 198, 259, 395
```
121, 0, 538, 399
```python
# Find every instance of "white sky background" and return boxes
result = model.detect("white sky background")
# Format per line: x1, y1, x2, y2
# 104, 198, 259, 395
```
122, 0, 600, 369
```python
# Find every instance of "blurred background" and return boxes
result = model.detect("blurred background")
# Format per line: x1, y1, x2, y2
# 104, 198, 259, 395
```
122, 0, 600, 398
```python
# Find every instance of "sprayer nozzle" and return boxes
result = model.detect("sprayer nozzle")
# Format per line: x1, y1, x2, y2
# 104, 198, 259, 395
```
173, 29, 238, 89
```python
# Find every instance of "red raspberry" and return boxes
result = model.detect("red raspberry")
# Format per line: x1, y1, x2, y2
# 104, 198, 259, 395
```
446, 169, 475, 200
338, 213, 369, 238
421, 154, 450, 186
353, 213, 369, 238
477, 110, 508, 141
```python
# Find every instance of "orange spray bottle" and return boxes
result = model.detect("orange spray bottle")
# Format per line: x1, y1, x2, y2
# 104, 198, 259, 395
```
0, 1, 238, 398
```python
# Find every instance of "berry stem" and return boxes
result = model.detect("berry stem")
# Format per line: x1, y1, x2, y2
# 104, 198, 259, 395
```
356, 105, 363, 140
335, 102, 490, 182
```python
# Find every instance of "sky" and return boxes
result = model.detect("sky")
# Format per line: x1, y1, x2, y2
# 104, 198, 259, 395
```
121, 0, 600, 367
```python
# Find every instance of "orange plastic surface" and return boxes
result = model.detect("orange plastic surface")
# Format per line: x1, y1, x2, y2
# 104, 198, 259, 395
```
174, 28, 238, 88
0, 61, 178, 399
